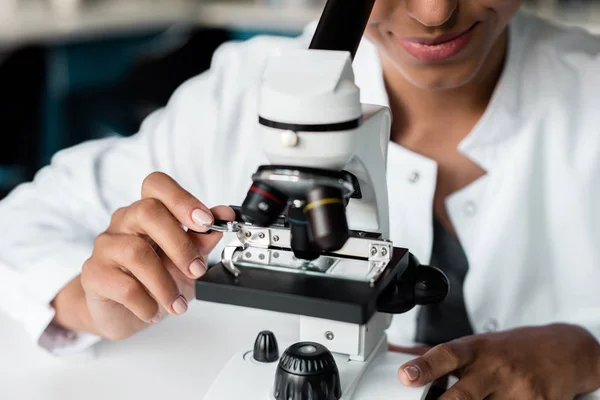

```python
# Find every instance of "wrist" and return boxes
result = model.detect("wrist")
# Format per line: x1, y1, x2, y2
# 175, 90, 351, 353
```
51, 275, 98, 335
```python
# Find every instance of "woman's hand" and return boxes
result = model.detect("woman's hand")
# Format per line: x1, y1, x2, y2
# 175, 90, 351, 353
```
53, 172, 235, 341
397, 324, 600, 399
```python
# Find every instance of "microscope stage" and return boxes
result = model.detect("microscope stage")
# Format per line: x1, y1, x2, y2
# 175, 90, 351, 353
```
196, 247, 409, 324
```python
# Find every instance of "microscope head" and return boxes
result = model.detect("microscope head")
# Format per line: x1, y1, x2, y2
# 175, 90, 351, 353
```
235, 0, 385, 260
257, 50, 360, 170
239, 50, 367, 257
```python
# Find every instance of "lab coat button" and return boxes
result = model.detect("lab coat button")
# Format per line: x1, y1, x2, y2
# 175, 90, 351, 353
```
408, 171, 420, 183
483, 319, 498, 332
463, 201, 477, 216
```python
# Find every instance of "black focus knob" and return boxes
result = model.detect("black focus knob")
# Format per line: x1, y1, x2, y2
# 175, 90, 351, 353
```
273, 342, 341, 400
253, 331, 279, 363
377, 253, 450, 314
414, 264, 450, 305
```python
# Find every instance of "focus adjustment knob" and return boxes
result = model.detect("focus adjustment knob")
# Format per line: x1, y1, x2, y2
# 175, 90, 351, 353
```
273, 342, 341, 400
253, 331, 279, 363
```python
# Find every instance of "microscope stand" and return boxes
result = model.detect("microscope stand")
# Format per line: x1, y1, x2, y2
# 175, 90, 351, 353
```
204, 332, 434, 400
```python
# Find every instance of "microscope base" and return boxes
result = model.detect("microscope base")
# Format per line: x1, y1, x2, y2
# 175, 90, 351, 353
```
204, 336, 435, 400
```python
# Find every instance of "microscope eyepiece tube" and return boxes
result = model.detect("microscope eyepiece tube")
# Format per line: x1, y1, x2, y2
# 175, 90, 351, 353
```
309, 0, 376, 60
304, 186, 349, 252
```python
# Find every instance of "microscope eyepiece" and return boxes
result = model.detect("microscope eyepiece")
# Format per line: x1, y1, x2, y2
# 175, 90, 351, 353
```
241, 182, 288, 227
305, 186, 349, 252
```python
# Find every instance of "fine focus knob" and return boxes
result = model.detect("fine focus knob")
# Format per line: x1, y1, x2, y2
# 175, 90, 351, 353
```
273, 342, 341, 400
414, 264, 450, 305
377, 253, 450, 315
253, 331, 279, 363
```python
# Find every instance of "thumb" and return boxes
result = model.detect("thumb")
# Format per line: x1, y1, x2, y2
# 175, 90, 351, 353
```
190, 205, 237, 255
389, 344, 431, 356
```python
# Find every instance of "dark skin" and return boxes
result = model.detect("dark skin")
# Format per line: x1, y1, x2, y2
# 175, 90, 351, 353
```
364, 0, 600, 398
391, 325, 600, 399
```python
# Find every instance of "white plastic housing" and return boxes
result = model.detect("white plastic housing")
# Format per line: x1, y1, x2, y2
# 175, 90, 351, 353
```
259, 50, 361, 125
203, 337, 432, 400
259, 125, 358, 169
258, 49, 361, 171
299, 313, 393, 362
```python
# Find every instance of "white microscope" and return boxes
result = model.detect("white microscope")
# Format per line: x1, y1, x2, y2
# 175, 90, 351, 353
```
196, 1, 450, 399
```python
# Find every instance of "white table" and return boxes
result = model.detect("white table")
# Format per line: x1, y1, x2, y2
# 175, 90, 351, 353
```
2, 301, 600, 399
0, 301, 300, 400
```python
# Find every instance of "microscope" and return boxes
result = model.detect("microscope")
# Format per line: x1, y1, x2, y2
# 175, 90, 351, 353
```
195, 1, 450, 398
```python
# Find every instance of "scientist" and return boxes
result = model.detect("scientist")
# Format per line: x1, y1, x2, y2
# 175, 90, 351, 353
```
1, 0, 600, 398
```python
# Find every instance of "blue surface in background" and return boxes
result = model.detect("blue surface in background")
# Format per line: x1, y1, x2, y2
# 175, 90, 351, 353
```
41, 28, 298, 163
41, 32, 165, 165
0, 27, 299, 193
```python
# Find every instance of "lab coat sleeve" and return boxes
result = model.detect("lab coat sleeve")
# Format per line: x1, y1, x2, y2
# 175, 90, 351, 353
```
0, 45, 229, 356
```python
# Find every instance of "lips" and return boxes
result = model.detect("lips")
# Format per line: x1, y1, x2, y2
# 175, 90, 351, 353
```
395, 22, 480, 62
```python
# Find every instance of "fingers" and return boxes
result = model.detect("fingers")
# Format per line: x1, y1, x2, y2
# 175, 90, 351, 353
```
211, 204, 237, 221
190, 205, 237, 255
141, 172, 215, 232
82, 258, 159, 324
93, 233, 187, 317
399, 341, 474, 387
389, 344, 432, 356
438, 373, 494, 400
111, 198, 208, 279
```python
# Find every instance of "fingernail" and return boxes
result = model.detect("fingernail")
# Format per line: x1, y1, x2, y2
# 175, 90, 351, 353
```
171, 295, 188, 315
189, 259, 206, 278
192, 209, 213, 229
404, 366, 420, 381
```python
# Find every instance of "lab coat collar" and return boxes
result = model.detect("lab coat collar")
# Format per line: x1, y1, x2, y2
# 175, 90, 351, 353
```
349, 12, 530, 172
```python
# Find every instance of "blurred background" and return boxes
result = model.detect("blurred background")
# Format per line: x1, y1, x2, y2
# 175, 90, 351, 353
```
0, 0, 598, 200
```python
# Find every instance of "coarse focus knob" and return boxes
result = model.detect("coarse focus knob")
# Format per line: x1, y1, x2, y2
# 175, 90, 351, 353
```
273, 342, 341, 400
253, 331, 279, 363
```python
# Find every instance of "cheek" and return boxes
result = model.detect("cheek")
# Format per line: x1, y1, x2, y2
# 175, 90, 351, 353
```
478, 0, 524, 21
369, 0, 397, 24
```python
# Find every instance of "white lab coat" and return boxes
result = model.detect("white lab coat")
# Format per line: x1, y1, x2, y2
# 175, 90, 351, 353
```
0, 11, 599, 355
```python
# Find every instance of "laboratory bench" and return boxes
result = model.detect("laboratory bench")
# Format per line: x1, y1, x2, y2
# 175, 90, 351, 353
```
1, 301, 600, 400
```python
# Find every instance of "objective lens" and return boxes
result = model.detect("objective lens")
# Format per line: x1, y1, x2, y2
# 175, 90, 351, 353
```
288, 205, 320, 261
241, 182, 287, 227
304, 186, 349, 252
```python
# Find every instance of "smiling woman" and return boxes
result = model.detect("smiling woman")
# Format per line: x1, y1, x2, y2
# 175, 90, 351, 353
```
367, 0, 521, 91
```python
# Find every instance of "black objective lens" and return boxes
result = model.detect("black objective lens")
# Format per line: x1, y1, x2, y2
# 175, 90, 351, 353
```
288, 205, 320, 261
241, 182, 287, 227
304, 186, 349, 252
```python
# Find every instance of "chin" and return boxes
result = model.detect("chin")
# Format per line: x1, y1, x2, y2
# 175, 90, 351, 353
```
403, 68, 480, 91
387, 55, 487, 92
